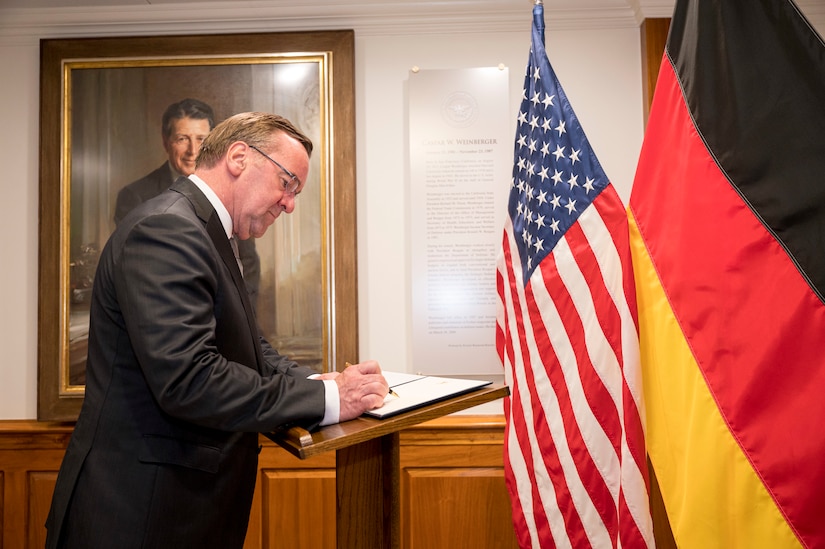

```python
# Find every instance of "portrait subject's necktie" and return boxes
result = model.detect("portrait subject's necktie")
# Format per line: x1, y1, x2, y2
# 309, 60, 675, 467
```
229, 236, 244, 276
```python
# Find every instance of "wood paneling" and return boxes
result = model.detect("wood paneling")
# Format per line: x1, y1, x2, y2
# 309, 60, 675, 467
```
399, 416, 517, 549
0, 422, 72, 548
246, 442, 335, 549
28, 472, 57, 548
261, 469, 336, 549
0, 417, 516, 549
404, 468, 517, 549
0, 415, 673, 549
1, 470, 4, 548
640, 17, 671, 125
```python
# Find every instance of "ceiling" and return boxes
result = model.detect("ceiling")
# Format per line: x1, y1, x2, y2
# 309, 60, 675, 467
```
0, 0, 822, 36
0, 0, 666, 8
0, 0, 677, 19
0, 0, 683, 39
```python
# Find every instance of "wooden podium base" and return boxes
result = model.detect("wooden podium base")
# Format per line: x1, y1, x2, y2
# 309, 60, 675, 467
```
267, 384, 509, 549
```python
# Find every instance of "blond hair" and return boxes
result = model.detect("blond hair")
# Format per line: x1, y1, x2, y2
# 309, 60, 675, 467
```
196, 112, 313, 169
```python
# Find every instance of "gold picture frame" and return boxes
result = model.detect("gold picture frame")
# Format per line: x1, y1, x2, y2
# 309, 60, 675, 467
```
38, 31, 358, 421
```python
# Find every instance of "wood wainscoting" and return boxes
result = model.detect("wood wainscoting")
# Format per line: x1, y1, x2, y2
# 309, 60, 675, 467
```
0, 417, 518, 549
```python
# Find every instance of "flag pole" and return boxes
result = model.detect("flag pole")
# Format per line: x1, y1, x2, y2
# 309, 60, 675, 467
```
533, 0, 545, 46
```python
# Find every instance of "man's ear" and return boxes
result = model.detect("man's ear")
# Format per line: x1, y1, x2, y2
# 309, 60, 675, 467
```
226, 141, 248, 176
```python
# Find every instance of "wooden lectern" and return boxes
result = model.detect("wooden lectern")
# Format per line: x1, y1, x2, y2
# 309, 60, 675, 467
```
266, 384, 509, 549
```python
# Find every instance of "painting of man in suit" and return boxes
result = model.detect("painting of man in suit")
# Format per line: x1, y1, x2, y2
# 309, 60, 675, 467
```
64, 61, 326, 390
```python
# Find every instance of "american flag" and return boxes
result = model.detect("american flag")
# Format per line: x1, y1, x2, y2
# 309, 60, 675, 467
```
495, 4, 654, 548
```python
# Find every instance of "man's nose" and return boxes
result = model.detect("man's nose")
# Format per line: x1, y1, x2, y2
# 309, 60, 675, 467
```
281, 194, 296, 214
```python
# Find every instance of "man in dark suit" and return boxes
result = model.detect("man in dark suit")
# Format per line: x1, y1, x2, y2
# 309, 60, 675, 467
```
45, 112, 389, 549
115, 98, 261, 305
114, 98, 213, 224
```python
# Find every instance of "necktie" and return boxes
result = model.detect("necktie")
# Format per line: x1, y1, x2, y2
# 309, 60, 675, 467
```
229, 236, 244, 276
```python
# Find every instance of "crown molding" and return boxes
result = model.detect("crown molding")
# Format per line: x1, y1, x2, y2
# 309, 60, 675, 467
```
0, 1, 641, 46
2, 0, 822, 44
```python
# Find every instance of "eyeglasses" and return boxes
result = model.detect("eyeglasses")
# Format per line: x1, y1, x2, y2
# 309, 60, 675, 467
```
249, 144, 301, 195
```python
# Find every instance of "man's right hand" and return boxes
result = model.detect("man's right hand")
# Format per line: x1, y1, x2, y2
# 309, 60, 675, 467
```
331, 360, 389, 422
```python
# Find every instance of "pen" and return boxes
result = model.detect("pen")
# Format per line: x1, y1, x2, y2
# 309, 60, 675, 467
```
346, 361, 399, 397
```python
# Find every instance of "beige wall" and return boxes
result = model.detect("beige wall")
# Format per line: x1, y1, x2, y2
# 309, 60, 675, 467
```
3, 2, 821, 419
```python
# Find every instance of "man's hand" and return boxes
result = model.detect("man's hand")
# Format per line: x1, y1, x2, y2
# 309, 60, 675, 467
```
322, 360, 388, 422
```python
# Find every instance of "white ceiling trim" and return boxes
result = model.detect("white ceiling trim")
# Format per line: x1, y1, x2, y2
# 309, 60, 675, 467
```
0, 2, 643, 45
4, 0, 823, 42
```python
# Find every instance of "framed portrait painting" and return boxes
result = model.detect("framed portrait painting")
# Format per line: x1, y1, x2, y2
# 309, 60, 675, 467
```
38, 31, 358, 421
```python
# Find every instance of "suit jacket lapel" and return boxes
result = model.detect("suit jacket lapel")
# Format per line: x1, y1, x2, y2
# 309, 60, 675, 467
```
172, 177, 265, 373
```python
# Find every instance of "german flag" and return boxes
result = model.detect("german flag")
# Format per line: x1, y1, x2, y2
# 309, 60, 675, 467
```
629, 0, 825, 547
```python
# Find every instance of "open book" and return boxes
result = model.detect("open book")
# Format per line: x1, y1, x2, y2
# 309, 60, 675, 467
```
364, 371, 492, 419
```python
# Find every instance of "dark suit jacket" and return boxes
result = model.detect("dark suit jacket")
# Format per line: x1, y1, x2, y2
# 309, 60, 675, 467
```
46, 178, 325, 549
114, 163, 174, 225
115, 164, 262, 305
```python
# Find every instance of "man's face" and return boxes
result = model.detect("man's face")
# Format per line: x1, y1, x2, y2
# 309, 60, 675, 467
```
232, 137, 309, 240
163, 116, 212, 175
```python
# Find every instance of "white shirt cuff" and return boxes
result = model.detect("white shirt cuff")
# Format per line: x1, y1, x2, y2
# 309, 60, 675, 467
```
319, 379, 340, 426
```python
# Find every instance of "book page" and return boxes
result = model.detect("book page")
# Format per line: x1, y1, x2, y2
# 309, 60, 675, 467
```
365, 373, 491, 418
